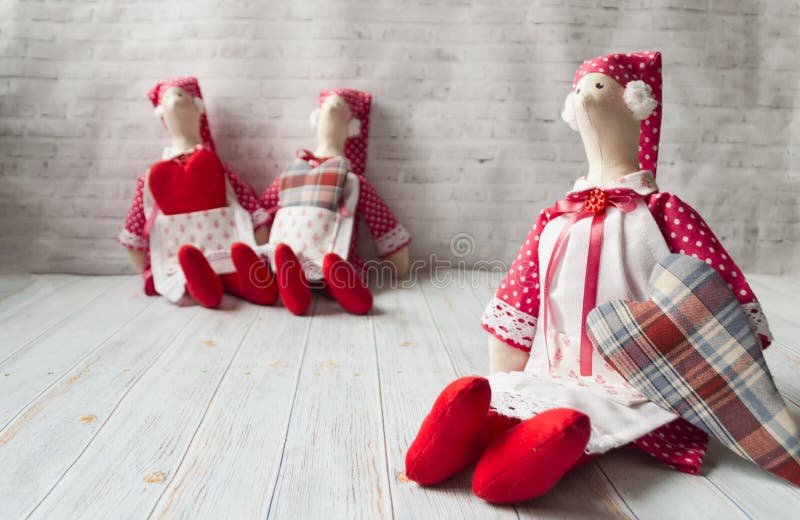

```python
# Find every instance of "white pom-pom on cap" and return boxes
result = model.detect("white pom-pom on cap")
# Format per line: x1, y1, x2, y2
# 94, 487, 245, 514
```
623, 80, 657, 120
347, 117, 362, 137
561, 91, 578, 131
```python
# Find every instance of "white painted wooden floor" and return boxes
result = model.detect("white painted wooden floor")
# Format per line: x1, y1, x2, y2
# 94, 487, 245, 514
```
1, 271, 799, 520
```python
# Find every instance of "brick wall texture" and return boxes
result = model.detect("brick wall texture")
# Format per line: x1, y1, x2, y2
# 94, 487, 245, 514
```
0, 0, 798, 275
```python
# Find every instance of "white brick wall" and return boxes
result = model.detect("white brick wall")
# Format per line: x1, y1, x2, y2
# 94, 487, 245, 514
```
1, 0, 798, 276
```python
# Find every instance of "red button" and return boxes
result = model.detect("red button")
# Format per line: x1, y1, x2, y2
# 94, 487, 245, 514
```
584, 188, 608, 215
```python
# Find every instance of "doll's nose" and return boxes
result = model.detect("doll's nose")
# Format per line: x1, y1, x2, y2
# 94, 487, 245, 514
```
578, 88, 601, 105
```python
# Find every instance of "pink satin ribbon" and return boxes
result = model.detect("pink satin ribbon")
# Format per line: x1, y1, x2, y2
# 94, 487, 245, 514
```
542, 189, 639, 376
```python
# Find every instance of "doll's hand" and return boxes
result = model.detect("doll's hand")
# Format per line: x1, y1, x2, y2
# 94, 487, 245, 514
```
126, 249, 146, 274
384, 246, 409, 278
254, 225, 269, 246
488, 335, 529, 373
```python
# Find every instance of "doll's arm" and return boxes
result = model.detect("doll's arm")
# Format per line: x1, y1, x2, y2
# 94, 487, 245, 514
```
118, 175, 148, 272
355, 175, 411, 265
224, 166, 269, 242
259, 177, 281, 228
647, 192, 773, 348
481, 209, 551, 372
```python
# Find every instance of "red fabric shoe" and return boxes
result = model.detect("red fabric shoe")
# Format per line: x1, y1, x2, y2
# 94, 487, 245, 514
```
405, 377, 491, 486
273, 243, 311, 316
472, 408, 591, 504
321, 253, 372, 315
178, 244, 223, 308
229, 242, 278, 305
483, 410, 522, 447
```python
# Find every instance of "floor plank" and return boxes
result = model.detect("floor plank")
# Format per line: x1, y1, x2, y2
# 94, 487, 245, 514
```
0, 299, 200, 519
0, 272, 797, 519
27, 297, 260, 520
0, 276, 153, 428
0, 274, 73, 321
597, 450, 748, 519
748, 274, 800, 356
372, 283, 518, 519
0, 276, 117, 363
149, 301, 316, 520
267, 296, 391, 519
700, 404, 800, 520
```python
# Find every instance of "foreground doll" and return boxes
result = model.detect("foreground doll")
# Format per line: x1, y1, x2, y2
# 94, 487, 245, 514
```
405, 52, 798, 503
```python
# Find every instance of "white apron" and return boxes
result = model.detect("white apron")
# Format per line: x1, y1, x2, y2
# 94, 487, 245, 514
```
267, 172, 359, 281
489, 176, 680, 454
146, 173, 265, 303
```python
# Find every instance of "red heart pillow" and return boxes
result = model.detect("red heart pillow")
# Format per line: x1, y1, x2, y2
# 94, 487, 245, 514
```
148, 148, 227, 215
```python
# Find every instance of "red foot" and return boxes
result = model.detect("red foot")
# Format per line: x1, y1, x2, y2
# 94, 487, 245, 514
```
228, 242, 278, 305
274, 243, 311, 316
405, 377, 491, 486
322, 253, 372, 315
472, 408, 591, 504
178, 244, 223, 308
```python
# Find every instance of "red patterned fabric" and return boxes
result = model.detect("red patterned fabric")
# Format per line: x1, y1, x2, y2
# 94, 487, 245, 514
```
574, 52, 662, 176
278, 153, 349, 211
121, 176, 148, 251
646, 192, 771, 349
319, 89, 371, 177
480, 208, 552, 352
260, 170, 411, 270
632, 419, 709, 474
148, 77, 215, 151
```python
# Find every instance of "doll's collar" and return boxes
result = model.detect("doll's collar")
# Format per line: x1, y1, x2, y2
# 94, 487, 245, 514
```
569, 169, 658, 196
161, 143, 207, 160
296, 149, 350, 169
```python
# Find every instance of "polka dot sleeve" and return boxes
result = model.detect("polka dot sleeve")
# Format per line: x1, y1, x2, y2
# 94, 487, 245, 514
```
118, 175, 148, 251
224, 165, 268, 229
259, 177, 281, 227
647, 192, 772, 348
480, 209, 551, 352
355, 175, 411, 258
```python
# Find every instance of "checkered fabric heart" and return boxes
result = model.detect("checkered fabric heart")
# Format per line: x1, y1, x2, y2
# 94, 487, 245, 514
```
586, 254, 800, 486
278, 156, 349, 212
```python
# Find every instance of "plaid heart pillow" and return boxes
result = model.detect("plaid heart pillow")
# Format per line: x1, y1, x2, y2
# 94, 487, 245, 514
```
586, 254, 800, 486
278, 156, 349, 212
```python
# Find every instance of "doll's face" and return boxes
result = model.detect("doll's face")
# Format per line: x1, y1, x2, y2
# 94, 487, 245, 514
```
315, 94, 353, 147
158, 86, 202, 141
572, 72, 639, 146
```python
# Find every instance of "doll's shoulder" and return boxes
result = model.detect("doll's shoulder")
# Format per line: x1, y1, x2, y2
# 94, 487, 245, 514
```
644, 191, 710, 224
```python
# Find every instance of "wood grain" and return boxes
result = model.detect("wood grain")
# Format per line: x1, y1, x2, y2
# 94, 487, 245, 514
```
27, 297, 260, 519
0, 273, 797, 519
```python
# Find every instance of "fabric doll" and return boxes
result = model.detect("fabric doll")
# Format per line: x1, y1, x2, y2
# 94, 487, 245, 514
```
118, 77, 277, 308
259, 89, 412, 315
404, 52, 786, 504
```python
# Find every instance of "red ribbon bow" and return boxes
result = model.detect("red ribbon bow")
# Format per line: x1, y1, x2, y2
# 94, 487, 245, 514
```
543, 188, 640, 376
297, 149, 333, 168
